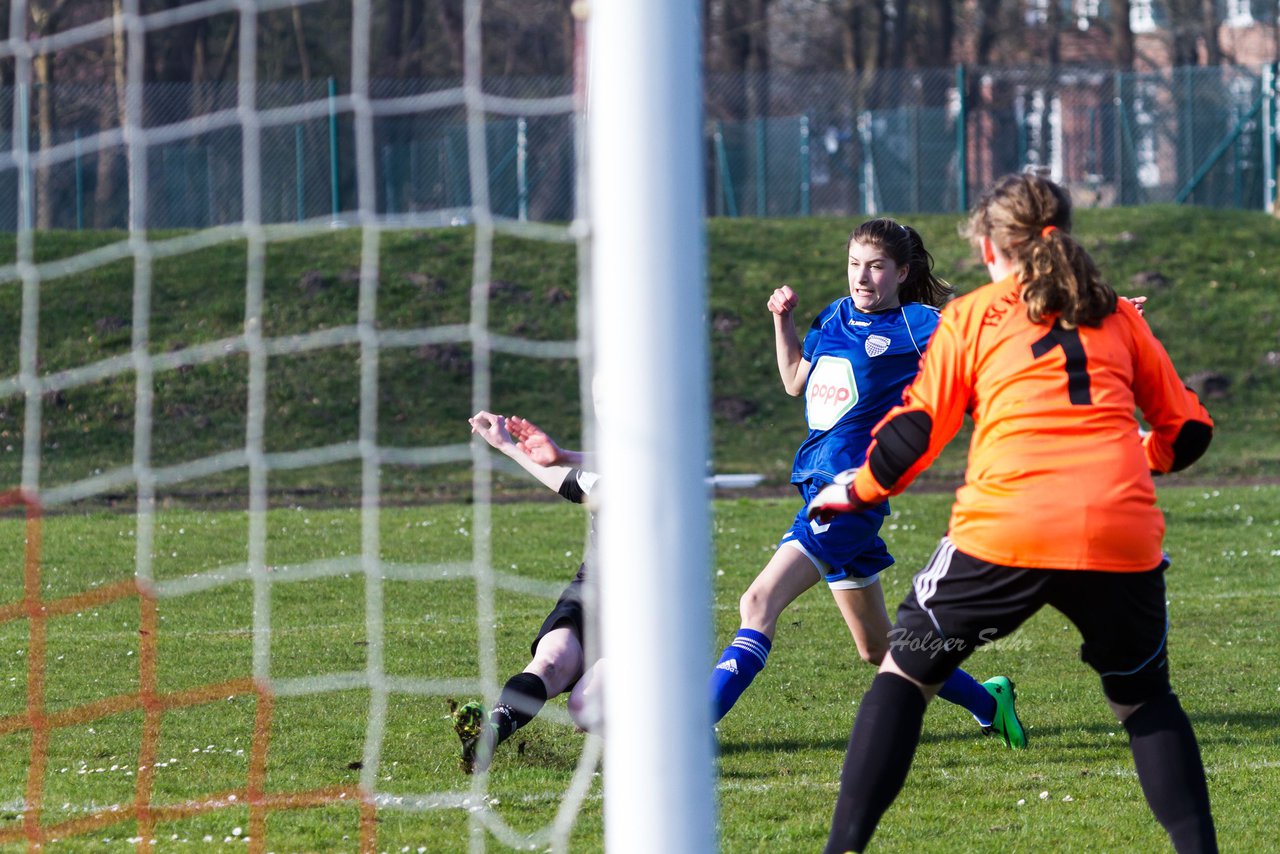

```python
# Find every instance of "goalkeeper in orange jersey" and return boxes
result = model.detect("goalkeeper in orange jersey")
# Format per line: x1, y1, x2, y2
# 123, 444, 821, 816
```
452, 411, 603, 774
810, 173, 1217, 853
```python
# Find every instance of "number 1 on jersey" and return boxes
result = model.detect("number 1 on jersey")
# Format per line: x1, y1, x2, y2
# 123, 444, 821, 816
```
1031, 324, 1092, 405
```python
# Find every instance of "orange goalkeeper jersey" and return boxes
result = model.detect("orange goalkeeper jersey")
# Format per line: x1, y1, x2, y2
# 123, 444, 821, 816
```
851, 275, 1213, 572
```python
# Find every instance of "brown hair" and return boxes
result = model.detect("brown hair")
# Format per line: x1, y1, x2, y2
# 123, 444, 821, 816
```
848, 217, 953, 308
964, 173, 1116, 327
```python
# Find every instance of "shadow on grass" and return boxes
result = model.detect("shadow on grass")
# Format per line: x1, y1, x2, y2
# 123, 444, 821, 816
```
714, 706, 1276, 770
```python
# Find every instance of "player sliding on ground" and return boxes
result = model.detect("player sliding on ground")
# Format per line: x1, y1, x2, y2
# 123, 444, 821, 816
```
709, 218, 1024, 748
452, 411, 604, 774
809, 173, 1217, 853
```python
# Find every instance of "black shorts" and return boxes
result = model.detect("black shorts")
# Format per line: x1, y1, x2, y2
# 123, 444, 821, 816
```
889, 538, 1172, 706
530, 562, 597, 661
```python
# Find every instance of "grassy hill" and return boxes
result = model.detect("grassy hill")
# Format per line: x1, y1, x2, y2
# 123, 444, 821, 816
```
2, 205, 1278, 505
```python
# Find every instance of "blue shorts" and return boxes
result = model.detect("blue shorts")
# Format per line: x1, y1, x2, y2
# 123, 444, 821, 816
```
779, 479, 894, 587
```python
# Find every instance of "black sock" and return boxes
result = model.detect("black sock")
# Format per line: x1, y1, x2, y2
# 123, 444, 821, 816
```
492, 672, 549, 744
1124, 692, 1218, 854
824, 672, 929, 854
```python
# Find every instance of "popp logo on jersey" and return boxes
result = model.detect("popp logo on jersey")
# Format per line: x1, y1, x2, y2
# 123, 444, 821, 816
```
806, 355, 858, 431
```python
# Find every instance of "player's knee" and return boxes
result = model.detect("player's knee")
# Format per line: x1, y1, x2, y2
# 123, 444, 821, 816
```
532, 658, 562, 687
528, 655, 580, 696
1108, 698, 1143, 722
738, 586, 776, 626
567, 691, 591, 730
568, 674, 603, 733
1102, 672, 1171, 721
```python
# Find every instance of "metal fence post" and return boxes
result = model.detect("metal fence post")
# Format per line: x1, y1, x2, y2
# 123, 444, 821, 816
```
910, 104, 921, 213
755, 116, 767, 216
1017, 100, 1028, 168
1263, 62, 1276, 215
857, 110, 876, 214
517, 116, 529, 221
18, 83, 33, 231
295, 124, 306, 222
799, 114, 811, 216
381, 144, 395, 214
328, 77, 341, 219
1114, 71, 1125, 206
712, 121, 723, 216
1181, 69, 1194, 195
955, 64, 967, 212
74, 129, 84, 230
1233, 97, 1244, 208
713, 121, 737, 216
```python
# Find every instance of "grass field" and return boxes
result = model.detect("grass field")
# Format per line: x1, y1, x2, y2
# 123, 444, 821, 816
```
1, 483, 1276, 851
2, 209, 1278, 849
2, 206, 1279, 500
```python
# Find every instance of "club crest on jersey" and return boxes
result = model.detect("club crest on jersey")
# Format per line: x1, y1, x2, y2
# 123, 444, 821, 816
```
865, 334, 891, 357
806, 355, 858, 431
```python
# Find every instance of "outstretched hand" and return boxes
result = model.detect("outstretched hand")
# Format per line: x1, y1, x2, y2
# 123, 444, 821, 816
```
468, 410, 515, 451
506, 415, 564, 466
1123, 295, 1147, 316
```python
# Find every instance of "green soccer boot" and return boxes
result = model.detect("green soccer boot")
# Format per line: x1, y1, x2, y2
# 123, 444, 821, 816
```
981, 676, 1027, 750
452, 701, 498, 773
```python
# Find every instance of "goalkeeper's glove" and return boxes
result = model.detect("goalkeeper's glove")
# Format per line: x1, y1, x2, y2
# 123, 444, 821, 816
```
806, 468, 872, 523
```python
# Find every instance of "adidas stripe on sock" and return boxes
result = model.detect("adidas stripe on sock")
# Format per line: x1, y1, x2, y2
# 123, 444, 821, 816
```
709, 628, 772, 723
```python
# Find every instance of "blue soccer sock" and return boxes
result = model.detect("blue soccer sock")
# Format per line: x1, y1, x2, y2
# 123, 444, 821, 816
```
709, 628, 772, 723
936, 668, 997, 727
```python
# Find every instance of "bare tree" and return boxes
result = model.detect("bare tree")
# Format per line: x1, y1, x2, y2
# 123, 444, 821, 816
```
972, 0, 1003, 67
436, 0, 465, 74
841, 2, 867, 72
378, 0, 435, 78
708, 0, 772, 118
1166, 0, 1204, 65
826, 0, 886, 73
1110, 0, 1135, 69
382, 0, 408, 78
27, 0, 74, 229
291, 5, 312, 82
922, 0, 955, 68
881, 0, 908, 69
1047, 0, 1064, 66
1199, 0, 1221, 65
0, 11, 10, 88
94, 0, 128, 228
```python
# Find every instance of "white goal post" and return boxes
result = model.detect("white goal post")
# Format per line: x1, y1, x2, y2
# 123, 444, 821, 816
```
588, 2, 718, 853
1, 0, 717, 848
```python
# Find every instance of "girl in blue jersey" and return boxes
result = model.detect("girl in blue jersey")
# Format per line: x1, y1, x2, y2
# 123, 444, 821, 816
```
709, 218, 1024, 748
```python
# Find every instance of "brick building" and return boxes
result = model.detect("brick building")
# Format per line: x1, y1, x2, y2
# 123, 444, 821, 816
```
950, 2, 1278, 208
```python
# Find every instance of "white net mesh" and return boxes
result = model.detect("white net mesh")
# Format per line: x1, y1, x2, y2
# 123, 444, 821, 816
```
0, 1, 599, 850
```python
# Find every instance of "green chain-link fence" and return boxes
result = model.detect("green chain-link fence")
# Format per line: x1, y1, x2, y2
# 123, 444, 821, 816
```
1, 63, 1276, 231
704, 63, 1278, 217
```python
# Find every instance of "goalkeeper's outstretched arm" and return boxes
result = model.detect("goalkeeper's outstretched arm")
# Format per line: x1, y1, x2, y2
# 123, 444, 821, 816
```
469, 410, 585, 493
505, 414, 592, 469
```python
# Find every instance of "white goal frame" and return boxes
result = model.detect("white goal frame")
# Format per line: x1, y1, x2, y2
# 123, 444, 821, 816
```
2, 0, 717, 849
589, 3, 717, 853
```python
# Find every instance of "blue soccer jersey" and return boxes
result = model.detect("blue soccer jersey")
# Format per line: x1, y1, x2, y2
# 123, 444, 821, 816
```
792, 299, 940, 485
